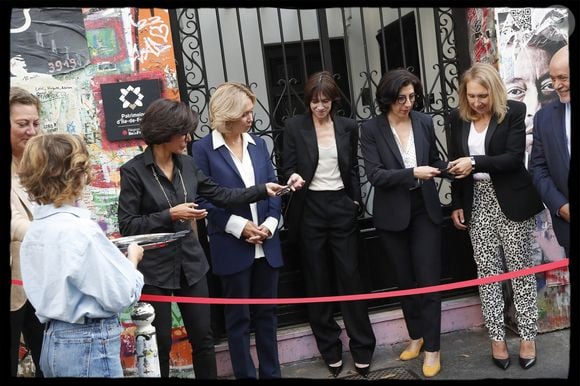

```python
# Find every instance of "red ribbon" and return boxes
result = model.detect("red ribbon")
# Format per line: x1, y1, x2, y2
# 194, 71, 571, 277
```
140, 259, 569, 304
12, 259, 568, 305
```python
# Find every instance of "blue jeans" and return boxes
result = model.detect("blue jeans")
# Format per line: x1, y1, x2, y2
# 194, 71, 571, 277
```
40, 316, 124, 377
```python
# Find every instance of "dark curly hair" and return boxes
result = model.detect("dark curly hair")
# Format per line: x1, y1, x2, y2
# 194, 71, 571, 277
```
140, 98, 199, 145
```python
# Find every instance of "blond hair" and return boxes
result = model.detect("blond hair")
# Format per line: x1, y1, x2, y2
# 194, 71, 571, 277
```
209, 82, 256, 133
458, 62, 508, 123
19, 134, 92, 207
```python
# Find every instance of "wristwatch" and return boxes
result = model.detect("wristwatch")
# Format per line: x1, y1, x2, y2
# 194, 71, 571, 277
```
470, 156, 476, 170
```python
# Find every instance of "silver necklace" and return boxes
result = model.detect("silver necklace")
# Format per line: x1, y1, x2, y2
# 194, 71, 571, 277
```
151, 165, 188, 223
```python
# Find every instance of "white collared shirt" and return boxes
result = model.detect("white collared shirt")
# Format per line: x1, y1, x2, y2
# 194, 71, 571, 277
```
212, 130, 278, 259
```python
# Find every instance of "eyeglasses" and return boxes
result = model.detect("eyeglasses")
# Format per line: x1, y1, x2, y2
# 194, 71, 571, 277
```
395, 93, 416, 105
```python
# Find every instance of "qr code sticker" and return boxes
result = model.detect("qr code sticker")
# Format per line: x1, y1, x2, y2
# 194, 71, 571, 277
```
510, 8, 532, 32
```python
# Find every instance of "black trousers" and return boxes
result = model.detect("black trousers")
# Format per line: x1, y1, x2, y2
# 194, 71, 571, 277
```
10, 301, 44, 377
143, 273, 216, 379
299, 190, 376, 365
377, 189, 442, 352
221, 257, 280, 379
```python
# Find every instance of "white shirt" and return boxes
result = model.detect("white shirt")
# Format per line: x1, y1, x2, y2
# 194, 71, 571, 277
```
391, 126, 418, 169
468, 122, 491, 181
212, 130, 278, 259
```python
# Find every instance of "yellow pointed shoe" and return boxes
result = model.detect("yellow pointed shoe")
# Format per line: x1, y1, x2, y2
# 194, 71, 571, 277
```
422, 351, 441, 378
399, 338, 424, 361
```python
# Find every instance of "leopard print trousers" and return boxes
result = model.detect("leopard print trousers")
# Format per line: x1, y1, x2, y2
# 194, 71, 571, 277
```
469, 179, 538, 341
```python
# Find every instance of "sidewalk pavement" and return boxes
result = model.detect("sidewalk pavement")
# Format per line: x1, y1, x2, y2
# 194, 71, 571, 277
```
277, 326, 571, 381
20, 324, 571, 380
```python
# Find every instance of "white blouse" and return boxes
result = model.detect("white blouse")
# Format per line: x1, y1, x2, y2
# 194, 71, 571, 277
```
468, 122, 491, 181
391, 126, 417, 169
309, 141, 344, 191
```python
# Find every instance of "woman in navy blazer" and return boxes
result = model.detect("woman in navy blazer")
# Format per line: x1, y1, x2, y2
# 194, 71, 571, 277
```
192, 83, 286, 379
446, 63, 543, 370
360, 69, 446, 377
282, 71, 376, 378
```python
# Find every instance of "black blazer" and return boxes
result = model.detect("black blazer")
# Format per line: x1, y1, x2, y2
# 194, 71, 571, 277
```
281, 114, 361, 242
117, 146, 268, 289
446, 100, 543, 224
360, 111, 446, 231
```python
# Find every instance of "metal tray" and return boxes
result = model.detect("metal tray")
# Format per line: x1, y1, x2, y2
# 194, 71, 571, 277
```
110, 230, 190, 251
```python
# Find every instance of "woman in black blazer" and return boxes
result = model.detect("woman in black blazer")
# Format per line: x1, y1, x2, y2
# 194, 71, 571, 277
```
360, 69, 446, 377
446, 63, 543, 370
282, 71, 376, 378
118, 99, 287, 378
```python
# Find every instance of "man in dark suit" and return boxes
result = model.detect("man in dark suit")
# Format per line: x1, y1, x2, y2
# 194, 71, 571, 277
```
530, 45, 570, 256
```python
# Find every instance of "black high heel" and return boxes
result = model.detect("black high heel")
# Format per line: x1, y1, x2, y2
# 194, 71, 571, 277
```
492, 356, 511, 370
355, 364, 370, 378
519, 356, 536, 369
327, 363, 343, 377
491, 341, 510, 370
519, 341, 536, 370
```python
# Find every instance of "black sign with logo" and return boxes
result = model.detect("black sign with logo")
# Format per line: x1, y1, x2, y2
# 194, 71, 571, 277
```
101, 79, 161, 141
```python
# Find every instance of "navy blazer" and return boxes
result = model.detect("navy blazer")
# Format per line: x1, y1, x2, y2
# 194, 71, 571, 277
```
530, 100, 569, 215
530, 100, 570, 252
191, 133, 283, 276
281, 114, 362, 242
360, 111, 446, 231
446, 100, 543, 224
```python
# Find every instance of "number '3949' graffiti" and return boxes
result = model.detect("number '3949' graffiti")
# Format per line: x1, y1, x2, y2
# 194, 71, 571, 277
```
47, 57, 85, 73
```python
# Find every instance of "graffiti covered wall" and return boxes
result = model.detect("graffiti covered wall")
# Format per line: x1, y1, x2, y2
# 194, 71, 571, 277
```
494, 7, 570, 333
466, 8, 498, 66
10, 7, 193, 375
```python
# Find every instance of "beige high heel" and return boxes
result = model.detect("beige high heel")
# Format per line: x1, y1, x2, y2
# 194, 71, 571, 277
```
422, 351, 441, 377
399, 338, 424, 361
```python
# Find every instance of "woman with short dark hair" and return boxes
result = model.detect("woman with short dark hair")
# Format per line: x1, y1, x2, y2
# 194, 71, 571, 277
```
282, 71, 376, 378
360, 69, 447, 377
117, 98, 289, 378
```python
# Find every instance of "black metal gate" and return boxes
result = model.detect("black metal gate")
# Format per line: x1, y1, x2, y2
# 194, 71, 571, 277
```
170, 7, 477, 337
